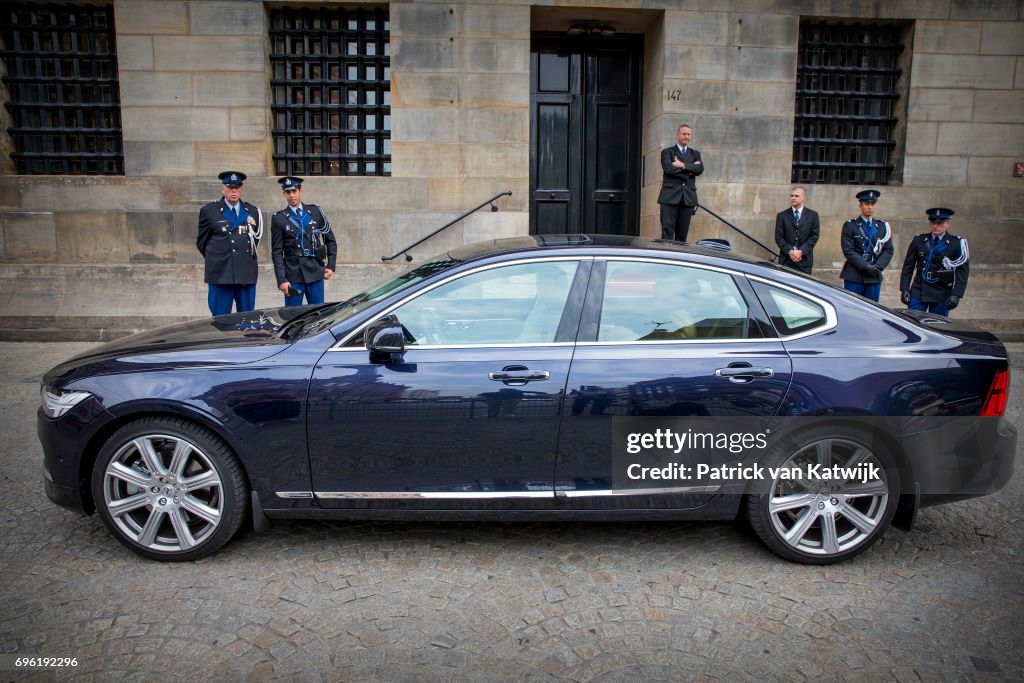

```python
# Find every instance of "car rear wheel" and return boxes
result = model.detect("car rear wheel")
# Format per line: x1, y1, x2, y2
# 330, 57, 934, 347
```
91, 417, 247, 561
746, 425, 899, 564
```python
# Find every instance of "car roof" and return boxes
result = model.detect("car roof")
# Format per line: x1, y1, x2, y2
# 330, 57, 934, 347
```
445, 234, 775, 268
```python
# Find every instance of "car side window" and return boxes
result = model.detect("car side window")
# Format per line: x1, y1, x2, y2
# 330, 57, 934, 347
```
753, 282, 827, 336
598, 261, 752, 341
393, 260, 579, 346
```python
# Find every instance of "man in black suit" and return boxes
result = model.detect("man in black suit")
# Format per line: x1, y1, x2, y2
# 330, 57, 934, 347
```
196, 171, 264, 316
657, 124, 704, 241
774, 186, 820, 274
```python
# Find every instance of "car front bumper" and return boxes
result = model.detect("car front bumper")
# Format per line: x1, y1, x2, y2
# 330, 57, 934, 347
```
43, 460, 82, 508
37, 399, 111, 514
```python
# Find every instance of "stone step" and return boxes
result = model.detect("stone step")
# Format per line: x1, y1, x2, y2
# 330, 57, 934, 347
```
0, 262, 1021, 342
0, 262, 402, 341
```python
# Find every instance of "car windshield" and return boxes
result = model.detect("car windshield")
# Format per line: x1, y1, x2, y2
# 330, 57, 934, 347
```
283, 253, 462, 339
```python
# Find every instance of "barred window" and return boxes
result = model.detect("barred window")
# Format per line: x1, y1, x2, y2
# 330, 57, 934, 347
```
0, 3, 123, 175
270, 6, 391, 177
792, 22, 905, 185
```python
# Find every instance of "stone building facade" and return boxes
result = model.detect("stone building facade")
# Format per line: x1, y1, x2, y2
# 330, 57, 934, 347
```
0, 0, 1022, 338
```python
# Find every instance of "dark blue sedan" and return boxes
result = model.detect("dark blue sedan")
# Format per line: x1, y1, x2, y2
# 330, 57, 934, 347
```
38, 236, 1016, 563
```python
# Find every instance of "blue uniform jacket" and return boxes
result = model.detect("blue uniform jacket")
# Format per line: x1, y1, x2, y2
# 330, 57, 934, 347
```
270, 204, 339, 285
840, 216, 894, 284
900, 232, 969, 302
196, 199, 263, 285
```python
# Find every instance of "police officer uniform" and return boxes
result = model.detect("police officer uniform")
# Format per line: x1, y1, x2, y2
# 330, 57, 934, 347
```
270, 176, 338, 306
196, 171, 263, 316
899, 207, 969, 316
840, 189, 894, 302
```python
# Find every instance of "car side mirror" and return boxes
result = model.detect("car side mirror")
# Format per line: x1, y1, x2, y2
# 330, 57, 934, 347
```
365, 314, 405, 362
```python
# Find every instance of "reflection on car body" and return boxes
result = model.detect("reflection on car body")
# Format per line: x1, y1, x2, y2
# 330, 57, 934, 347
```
38, 235, 1016, 564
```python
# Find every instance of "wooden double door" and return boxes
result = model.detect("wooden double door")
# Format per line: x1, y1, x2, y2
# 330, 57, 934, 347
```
530, 34, 643, 237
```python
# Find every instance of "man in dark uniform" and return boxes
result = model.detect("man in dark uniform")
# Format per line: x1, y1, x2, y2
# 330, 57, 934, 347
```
840, 189, 893, 302
774, 186, 820, 274
657, 124, 704, 241
899, 207, 969, 316
270, 176, 338, 306
196, 171, 263, 316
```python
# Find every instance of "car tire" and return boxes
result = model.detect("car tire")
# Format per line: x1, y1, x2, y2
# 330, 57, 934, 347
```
745, 424, 899, 564
91, 417, 248, 561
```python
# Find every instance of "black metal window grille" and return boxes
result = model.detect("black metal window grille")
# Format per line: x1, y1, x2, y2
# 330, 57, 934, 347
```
270, 6, 391, 176
792, 22, 903, 185
0, 3, 123, 175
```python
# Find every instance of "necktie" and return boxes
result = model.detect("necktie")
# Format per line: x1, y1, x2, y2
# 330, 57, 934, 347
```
794, 209, 800, 223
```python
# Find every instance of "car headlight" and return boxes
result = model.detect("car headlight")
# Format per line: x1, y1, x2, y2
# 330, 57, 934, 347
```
40, 387, 92, 419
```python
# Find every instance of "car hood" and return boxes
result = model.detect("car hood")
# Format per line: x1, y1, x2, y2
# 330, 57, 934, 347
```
46, 306, 316, 383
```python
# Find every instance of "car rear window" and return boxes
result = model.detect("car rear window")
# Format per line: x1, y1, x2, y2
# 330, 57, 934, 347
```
753, 282, 827, 336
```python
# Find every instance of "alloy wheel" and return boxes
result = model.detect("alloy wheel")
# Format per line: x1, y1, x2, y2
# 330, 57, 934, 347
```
767, 437, 890, 557
101, 433, 226, 554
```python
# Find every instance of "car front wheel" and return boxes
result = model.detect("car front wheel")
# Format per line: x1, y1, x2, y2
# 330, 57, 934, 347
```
746, 425, 899, 564
91, 417, 248, 561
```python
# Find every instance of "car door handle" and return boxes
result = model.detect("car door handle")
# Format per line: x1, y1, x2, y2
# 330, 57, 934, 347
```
714, 366, 775, 383
488, 371, 550, 382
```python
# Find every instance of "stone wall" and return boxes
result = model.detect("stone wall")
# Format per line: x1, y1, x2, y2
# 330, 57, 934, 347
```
0, 0, 1022, 337
646, 3, 1024, 272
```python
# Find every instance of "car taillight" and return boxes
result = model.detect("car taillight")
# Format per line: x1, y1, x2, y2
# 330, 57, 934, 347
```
981, 368, 1010, 417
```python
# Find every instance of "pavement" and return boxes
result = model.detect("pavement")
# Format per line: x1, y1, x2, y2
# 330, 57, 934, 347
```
1, 342, 1022, 681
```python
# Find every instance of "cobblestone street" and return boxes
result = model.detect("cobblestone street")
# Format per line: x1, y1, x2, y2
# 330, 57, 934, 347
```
2, 342, 1022, 681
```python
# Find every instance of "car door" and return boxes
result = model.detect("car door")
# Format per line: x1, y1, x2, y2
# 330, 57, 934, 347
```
307, 257, 591, 509
554, 258, 794, 509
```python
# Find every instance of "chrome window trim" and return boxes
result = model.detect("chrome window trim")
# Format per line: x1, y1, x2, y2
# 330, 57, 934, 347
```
576, 338, 778, 347
595, 255, 741, 275
329, 254, 835, 351
331, 256, 591, 350
746, 274, 839, 341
